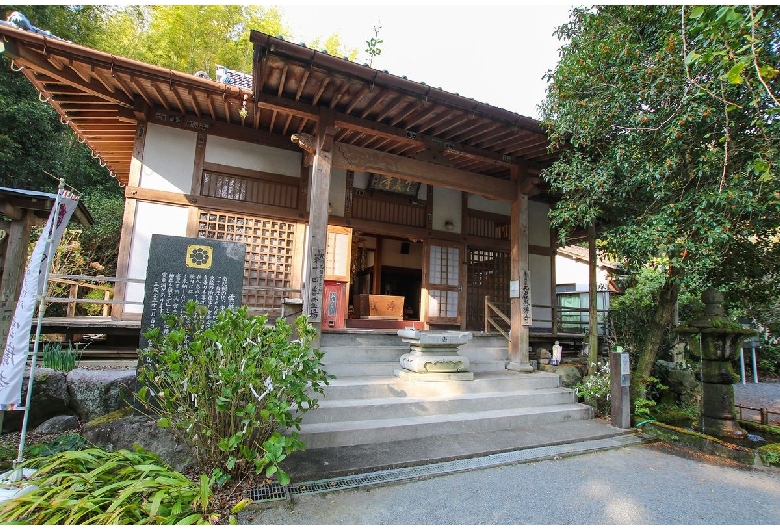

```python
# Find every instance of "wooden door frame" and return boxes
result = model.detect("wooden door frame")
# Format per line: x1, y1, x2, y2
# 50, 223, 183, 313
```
422, 239, 466, 327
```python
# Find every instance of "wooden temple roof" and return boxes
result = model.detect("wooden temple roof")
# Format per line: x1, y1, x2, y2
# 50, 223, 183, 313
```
0, 22, 555, 195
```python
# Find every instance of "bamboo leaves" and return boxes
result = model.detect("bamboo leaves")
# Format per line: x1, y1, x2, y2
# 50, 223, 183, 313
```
0, 448, 215, 524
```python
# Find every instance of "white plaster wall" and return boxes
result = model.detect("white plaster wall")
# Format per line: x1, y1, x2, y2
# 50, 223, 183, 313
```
529, 200, 551, 247
381, 239, 424, 269
530, 254, 552, 328
352, 171, 370, 189
432, 186, 461, 233
124, 201, 190, 313
328, 167, 347, 217
555, 255, 611, 288
204, 135, 302, 177
139, 124, 197, 192
467, 194, 510, 216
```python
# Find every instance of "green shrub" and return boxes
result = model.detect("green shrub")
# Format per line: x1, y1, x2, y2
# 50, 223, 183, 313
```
41, 342, 82, 372
574, 361, 611, 417
0, 447, 217, 524
136, 302, 332, 486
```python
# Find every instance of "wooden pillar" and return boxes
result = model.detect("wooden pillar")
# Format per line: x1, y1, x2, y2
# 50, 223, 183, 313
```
0, 211, 36, 349
372, 237, 382, 294
588, 223, 599, 375
303, 108, 336, 347
508, 166, 533, 372
112, 122, 146, 319
550, 228, 558, 337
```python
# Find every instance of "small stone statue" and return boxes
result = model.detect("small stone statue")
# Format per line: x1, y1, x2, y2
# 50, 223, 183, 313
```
552, 341, 562, 366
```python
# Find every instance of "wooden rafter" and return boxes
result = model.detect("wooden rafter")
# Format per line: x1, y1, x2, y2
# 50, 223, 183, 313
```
150, 82, 171, 111
311, 77, 330, 106
277, 64, 288, 97
207, 94, 218, 121
294, 68, 310, 101
345, 84, 369, 114
170, 86, 188, 115
187, 89, 201, 118
375, 95, 405, 122
359, 88, 387, 119
329, 79, 350, 109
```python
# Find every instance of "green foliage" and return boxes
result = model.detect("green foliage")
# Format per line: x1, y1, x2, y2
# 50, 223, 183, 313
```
541, 4, 780, 306
92, 5, 290, 75
136, 302, 332, 485
0, 447, 217, 524
574, 361, 611, 417
26, 433, 88, 457
756, 338, 780, 377
365, 21, 383, 67
757, 443, 780, 467
609, 267, 702, 358
41, 342, 82, 372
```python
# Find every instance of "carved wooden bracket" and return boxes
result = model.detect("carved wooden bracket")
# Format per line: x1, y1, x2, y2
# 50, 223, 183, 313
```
291, 133, 316, 155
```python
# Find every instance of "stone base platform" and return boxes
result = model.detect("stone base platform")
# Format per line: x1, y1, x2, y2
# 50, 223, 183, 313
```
393, 368, 474, 382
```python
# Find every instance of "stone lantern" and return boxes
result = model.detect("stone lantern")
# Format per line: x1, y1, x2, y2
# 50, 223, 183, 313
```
677, 287, 753, 439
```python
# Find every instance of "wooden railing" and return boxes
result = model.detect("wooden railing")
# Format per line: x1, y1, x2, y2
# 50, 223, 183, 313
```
484, 295, 511, 341
736, 403, 780, 426
45, 275, 146, 316
483, 296, 612, 338
45, 275, 302, 319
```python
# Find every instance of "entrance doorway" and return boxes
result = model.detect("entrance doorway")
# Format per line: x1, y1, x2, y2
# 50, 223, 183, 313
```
466, 247, 510, 330
349, 233, 423, 322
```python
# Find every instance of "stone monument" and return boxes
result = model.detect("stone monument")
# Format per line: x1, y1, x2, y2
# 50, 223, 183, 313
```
139, 234, 245, 349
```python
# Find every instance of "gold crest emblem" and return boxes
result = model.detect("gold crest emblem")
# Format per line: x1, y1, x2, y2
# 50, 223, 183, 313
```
185, 244, 213, 269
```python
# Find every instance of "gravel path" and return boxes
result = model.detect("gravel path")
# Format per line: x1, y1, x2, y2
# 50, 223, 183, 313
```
239, 443, 780, 525
733, 382, 780, 411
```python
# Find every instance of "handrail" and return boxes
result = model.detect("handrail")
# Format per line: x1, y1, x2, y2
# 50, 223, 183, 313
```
484, 295, 511, 341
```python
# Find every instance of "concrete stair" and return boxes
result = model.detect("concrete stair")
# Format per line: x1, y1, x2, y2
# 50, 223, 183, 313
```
319, 331, 509, 376
300, 331, 592, 451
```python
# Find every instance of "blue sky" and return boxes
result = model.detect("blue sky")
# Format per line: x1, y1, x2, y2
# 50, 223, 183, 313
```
279, 4, 573, 119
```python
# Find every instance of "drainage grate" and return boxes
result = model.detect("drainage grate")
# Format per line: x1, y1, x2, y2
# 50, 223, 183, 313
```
247, 481, 290, 503
248, 434, 643, 503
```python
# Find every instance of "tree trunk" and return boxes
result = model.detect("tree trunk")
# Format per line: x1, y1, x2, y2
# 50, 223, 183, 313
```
588, 223, 599, 375
632, 277, 680, 401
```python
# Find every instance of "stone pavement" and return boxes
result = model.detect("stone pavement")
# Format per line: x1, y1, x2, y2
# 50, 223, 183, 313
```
238, 382, 780, 525
239, 443, 780, 525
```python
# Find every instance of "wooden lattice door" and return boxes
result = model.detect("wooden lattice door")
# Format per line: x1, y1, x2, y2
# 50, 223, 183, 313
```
466, 248, 510, 330
197, 210, 303, 315
423, 240, 465, 326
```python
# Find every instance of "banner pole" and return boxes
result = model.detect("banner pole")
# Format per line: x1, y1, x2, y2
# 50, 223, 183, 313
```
11, 179, 65, 480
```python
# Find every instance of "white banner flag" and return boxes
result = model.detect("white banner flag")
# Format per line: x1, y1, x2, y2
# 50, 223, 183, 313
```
0, 189, 79, 409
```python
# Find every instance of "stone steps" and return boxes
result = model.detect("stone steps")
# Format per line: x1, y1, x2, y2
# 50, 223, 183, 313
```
299, 333, 589, 452
299, 403, 593, 449
318, 372, 561, 400
304, 387, 577, 423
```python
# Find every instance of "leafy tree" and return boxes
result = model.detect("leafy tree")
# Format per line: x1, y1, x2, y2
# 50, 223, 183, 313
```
540, 6, 780, 398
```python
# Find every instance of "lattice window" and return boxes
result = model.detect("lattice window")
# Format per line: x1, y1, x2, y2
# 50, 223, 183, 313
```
428, 289, 458, 318
197, 210, 298, 313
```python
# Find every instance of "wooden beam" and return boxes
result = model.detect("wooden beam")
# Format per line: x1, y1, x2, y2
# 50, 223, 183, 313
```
330, 141, 514, 201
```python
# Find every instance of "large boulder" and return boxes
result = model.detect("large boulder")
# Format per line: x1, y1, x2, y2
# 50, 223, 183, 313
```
664, 368, 701, 407
2, 368, 70, 432
67, 368, 136, 422
554, 364, 585, 388
34, 414, 80, 434
81, 410, 194, 472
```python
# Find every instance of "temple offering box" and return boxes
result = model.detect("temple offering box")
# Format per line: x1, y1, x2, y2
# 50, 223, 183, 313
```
354, 294, 404, 320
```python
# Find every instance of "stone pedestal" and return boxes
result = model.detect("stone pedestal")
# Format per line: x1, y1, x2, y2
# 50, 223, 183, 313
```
394, 329, 474, 381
